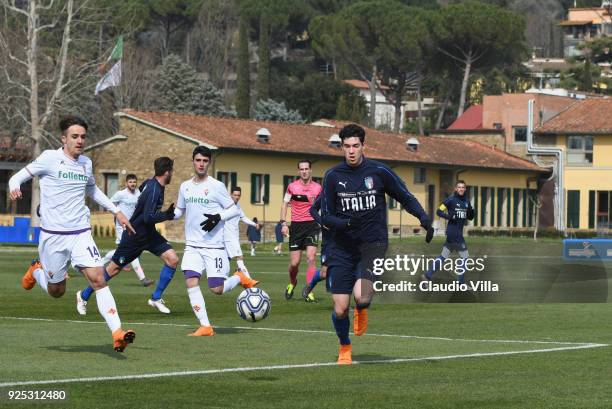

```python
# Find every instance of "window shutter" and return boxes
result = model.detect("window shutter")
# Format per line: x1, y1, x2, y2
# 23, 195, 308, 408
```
231, 173, 237, 190
250, 174, 257, 204
264, 174, 270, 204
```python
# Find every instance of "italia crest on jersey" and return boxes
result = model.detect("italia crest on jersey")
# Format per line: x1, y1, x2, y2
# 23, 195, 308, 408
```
364, 176, 374, 190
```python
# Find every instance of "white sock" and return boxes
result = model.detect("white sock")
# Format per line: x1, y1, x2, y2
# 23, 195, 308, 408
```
103, 249, 115, 264
131, 258, 146, 280
236, 259, 250, 278
223, 275, 241, 293
95, 286, 121, 332
187, 286, 210, 326
32, 268, 48, 293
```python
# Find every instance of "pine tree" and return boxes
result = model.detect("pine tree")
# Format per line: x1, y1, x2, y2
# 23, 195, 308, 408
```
335, 95, 350, 120
254, 99, 304, 123
152, 54, 233, 116
581, 58, 593, 92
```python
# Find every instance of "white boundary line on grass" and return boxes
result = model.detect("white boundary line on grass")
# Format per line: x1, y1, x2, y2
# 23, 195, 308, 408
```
1, 316, 605, 347
0, 343, 605, 388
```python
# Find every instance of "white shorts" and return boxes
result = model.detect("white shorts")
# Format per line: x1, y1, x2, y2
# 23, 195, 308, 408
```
181, 246, 229, 279
224, 239, 243, 259
38, 229, 104, 284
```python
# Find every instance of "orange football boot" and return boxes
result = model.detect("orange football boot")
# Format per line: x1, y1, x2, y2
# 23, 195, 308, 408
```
22, 259, 41, 290
234, 271, 259, 288
337, 344, 352, 365
188, 326, 215, 336
112, 329, 136, 352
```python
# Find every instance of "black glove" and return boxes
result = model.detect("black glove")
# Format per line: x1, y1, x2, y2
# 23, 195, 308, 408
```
200, 213, 221, 232
164, 203, 175, 220
346, 216, 362, 230
421, 217, 434, 243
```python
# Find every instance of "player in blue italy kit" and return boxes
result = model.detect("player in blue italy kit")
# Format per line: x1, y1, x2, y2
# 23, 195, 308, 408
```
320, 124, 434, 364
77, 157, 179, 315
422, 180, 474, 283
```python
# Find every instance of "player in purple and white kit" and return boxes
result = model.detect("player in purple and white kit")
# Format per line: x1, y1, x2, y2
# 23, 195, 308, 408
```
174, 146, 259, 336
8, 116, 137, 352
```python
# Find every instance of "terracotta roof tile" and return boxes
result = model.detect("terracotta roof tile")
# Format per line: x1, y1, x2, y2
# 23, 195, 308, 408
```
119, 109, 544, 172
343, 79, 390, 90
534, 98, 612, 134
447, 105, 483, 130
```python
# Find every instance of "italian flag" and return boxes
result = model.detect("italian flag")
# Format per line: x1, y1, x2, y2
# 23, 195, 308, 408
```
95, 36, 123, 95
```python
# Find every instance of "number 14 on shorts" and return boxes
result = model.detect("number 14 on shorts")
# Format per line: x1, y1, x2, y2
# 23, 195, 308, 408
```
86, 246, 100, 258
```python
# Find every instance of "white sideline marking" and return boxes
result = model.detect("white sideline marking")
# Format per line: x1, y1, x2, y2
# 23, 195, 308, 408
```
1, 316, 605, 347
0, 343, 605, 388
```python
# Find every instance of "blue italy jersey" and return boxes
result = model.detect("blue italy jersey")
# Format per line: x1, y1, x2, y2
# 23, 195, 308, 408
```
321, 158, 428, 246
130, 178, 169, 236
437, 192, 473, 242
310, 196, 332, 244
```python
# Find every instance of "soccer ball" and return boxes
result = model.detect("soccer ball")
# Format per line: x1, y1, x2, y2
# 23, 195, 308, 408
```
236, 288, 271, 322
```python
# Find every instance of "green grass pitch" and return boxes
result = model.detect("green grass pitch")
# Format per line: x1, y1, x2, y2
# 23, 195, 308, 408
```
0, 237, 610, 408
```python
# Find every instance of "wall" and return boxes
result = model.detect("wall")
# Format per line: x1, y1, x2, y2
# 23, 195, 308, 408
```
560, 134, 612, 229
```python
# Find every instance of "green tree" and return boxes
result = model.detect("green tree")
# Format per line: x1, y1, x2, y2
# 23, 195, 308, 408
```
432, 1, 526, 118
151, 54, 232, 116
238, 0, 307, 103
272, 72, 364, 122
107, 0, 204, 58
236, 15, 251, 118
310, 2, 385, 128
256, 14, 271, 100
581, 57, 593, 92
254, 99, 304, 123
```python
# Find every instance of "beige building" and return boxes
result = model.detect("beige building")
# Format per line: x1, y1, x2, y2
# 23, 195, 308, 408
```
84, 110, 545, 242
533, 98, 612, 230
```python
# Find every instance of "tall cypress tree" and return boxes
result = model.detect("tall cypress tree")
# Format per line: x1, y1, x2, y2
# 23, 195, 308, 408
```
256, 14, 271, 101
236, 15, 251, 118
582, 57, 593, 92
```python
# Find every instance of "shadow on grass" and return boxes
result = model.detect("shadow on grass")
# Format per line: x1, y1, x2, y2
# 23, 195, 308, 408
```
45, 345, 128, 360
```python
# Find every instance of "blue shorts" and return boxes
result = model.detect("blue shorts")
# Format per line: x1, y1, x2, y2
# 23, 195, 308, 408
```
112, 230, 172, 267
444, 237, 467, 252
320, 241, 329, 266
326, 242, 387, 294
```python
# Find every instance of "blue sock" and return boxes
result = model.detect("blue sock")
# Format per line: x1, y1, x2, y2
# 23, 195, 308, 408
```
457, 259, 466, 284
80, 285, 94, 301
81, 269, 113, 301
332, 311, 351, 345
151, 264, 176, 300
309, 269, 322, 288
425, 255, 445, 280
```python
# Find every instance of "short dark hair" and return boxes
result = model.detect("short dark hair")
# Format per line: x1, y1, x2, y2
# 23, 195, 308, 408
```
456, 180, 466, 186
193, 145, 212, 159
125, 173, 137, 181
154, 157, 174, 176
339, 124, 365, 143
297, 160, 311, 169
59, 116, 88, 134
231, 186, 242, 193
